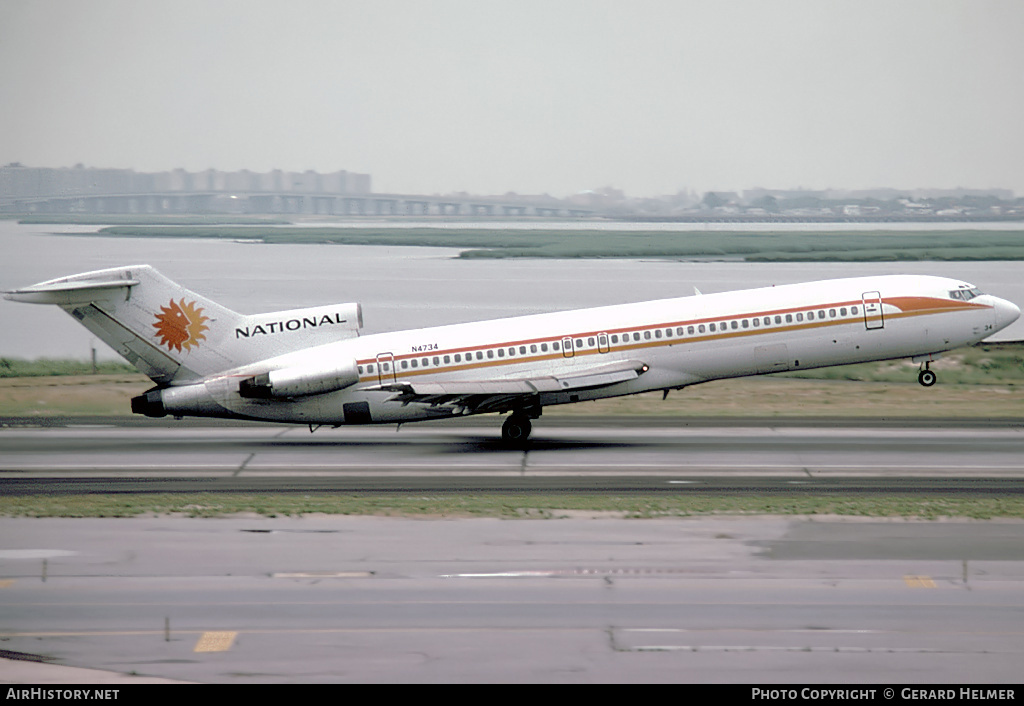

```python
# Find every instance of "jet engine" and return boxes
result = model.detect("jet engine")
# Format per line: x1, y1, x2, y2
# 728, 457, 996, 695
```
238, 358, 361, 399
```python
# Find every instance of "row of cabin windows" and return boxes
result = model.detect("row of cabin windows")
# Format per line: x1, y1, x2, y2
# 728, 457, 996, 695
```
607, 306, 859, 341
355, 306, 860, 374
358, 342, 563, 374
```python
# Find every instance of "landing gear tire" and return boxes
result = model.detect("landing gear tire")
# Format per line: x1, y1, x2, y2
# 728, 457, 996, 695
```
502, 415, 532, 444
918, 369, 937, 387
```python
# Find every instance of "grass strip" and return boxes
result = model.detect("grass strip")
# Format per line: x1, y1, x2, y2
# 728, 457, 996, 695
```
86, 226, 1024, 260
1, 493, 1022, 520
0, 358, 137, 378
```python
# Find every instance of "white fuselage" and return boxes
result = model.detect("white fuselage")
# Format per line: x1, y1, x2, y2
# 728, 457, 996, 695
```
177, 274, 1015, 425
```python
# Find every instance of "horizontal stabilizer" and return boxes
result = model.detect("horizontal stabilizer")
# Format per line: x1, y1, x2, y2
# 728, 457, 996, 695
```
5, 276, 139, 305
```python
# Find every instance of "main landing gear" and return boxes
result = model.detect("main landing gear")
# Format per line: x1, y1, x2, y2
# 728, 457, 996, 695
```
501, 414, 532, 444
501, 398, 541, 445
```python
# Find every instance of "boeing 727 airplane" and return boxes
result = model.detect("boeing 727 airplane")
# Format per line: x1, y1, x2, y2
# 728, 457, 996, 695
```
6, 266, 1020, 442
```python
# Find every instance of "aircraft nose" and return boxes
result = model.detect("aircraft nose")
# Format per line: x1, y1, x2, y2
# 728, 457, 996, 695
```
992, 297, 1021, 332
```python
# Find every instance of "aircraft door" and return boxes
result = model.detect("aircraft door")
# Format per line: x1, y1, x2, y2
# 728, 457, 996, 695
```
375, 353, 397, 383
561, 337, 575, 358
598, 332, 610, 353
862, 291, 884, 330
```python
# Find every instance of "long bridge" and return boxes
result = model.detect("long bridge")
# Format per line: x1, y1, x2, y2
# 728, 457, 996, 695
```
2, 190, 597, 218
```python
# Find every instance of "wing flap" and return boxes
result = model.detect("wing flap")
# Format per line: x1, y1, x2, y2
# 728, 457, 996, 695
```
371, 359, 648, 413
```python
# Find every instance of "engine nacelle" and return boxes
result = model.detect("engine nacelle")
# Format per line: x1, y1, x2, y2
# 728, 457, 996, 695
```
131, 383, 222, 418
238, 358, 360, 399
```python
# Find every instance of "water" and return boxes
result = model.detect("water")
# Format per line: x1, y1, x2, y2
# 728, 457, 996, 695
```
1, 220, 1022, 361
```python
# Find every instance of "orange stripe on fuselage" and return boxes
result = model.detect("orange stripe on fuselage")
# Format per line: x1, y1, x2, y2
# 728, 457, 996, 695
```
886, 296, 989, 315
355, 295, 990, 382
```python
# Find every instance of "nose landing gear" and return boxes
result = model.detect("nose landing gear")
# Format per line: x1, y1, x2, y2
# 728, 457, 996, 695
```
918, 364, 937, 387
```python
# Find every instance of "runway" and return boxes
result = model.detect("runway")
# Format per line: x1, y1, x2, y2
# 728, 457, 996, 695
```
3, 418, 1024, 683
1, 417, 1023, 494
2, 514, 1023, 684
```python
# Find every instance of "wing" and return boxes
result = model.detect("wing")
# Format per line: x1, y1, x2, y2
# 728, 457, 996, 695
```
369, 359, 649, 415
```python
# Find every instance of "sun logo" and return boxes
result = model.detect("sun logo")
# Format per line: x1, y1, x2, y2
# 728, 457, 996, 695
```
152, 298, 210, 353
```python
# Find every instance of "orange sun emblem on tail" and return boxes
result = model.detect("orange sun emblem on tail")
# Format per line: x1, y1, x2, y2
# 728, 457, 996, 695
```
152, 298, 210, 353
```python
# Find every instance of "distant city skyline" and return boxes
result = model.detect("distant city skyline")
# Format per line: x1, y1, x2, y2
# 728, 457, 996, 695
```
2, 161, 1021, 201
5, 163, 1019, 221
2, 1, 1023, 198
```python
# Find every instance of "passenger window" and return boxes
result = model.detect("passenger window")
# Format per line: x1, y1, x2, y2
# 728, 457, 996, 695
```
796, 313, 803, 322
829, 309, 836, 317
519, 346, 526, 355
644, 331, 651, 340
444, 355, 450, 364
655, 330, 662, 339
852, 306, 858, 315
688, 326, 695, 335
433, 357, 440, 366
785, 314, 793, 323
611, 335, 619, 344
411, 359, 418, 368
742, 319, 749, 328
454, 354, 461, 363
531, 344, 538, 353
552, 341, 559, 351
497, 349, 504, 357
775, 316, 782, 324
840, 308, 847, 316
698, 325, 706, 333
541, 343, 548, 352
357, 366, 363, 374
476, 351, 483, 360
752, 319, 759, 327
401, 360, 408, 369
730, 320, 738, 330
487, 350, 493, 359
709, 323, 716, 332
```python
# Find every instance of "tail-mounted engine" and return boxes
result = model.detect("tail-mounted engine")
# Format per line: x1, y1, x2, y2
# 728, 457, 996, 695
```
238, 358, 361, 399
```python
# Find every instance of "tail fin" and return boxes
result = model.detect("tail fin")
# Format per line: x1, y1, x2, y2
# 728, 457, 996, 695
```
6, 265, 362, 385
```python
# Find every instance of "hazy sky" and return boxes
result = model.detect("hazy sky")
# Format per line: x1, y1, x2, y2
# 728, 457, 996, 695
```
2, 0, 1022, 198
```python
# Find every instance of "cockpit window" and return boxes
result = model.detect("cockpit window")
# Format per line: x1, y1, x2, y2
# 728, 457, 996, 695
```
949, 287, 983, 301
